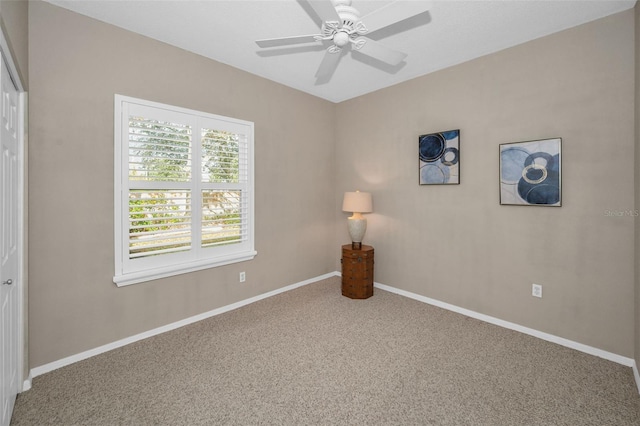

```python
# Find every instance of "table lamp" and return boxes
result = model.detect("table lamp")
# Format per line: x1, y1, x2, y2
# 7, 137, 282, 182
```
342, 191, 373, 250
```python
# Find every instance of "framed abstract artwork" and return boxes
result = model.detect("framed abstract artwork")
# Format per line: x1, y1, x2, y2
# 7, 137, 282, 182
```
499, 138, 561, 206
419, 129, 460, 185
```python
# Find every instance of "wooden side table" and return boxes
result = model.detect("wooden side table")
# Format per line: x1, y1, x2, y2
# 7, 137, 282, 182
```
341, 244, 374, 299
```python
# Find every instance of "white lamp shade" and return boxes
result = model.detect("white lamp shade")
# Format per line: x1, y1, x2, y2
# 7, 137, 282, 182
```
342, 191, 373, 213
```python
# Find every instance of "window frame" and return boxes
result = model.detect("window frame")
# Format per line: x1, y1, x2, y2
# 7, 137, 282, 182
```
114, 95, 256, 286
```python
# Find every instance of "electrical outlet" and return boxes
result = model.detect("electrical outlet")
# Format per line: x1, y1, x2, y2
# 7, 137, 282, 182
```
239, 272, 246, 283
532, 283, 542, 298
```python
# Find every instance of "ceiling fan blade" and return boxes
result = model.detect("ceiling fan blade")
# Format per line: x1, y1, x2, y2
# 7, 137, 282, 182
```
256, 35, 321, 48
315, 49, 341, 80
353, 38, 407, 66
359, 1, 431, 35
305, 0, 341, 24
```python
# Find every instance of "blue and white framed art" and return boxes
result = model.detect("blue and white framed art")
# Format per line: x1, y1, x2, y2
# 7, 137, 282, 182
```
499, 138, 561, 206
419, 130, 460, 185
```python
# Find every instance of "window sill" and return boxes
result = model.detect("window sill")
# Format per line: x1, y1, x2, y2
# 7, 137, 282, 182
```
113, 250, 257, 287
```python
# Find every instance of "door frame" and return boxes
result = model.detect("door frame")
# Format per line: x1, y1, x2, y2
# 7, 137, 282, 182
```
0, 25, 27, 395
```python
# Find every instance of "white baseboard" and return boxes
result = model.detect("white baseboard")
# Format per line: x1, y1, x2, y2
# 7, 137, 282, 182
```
373, 281, 635, 368
30, 272, 338, 379
21, 372, 32, 392
28, 272, 640, 396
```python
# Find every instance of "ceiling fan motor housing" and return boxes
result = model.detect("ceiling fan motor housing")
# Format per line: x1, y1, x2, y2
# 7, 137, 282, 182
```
333, 0, 360, 29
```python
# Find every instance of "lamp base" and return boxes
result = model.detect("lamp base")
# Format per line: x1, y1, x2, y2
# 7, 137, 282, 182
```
347, 217, 367, 250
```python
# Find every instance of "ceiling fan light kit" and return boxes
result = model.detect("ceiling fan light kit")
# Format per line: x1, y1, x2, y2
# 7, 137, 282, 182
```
255, 0, 431, 81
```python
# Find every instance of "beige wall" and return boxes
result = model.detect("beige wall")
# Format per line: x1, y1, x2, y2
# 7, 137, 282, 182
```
27, 2, 638, 369
335, 10, 635, 357
28, 1, 336, 368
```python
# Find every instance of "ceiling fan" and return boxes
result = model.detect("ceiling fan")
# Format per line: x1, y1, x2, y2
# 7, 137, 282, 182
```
255, 0, 431, 81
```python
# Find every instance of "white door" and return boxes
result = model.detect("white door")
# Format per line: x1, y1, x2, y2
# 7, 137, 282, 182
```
0, 53, 20, 426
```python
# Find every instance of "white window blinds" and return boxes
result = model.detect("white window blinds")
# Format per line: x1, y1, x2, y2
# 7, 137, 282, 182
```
114, 95, 255, 286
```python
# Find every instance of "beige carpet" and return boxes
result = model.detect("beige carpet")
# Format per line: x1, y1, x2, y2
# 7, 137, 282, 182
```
11, 277, 640, 425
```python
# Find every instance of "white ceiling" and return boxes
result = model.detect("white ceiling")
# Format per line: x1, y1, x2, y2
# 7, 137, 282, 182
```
47, 0, 636, 103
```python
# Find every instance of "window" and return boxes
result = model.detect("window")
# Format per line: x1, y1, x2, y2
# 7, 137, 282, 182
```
114, 95, 255, 286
